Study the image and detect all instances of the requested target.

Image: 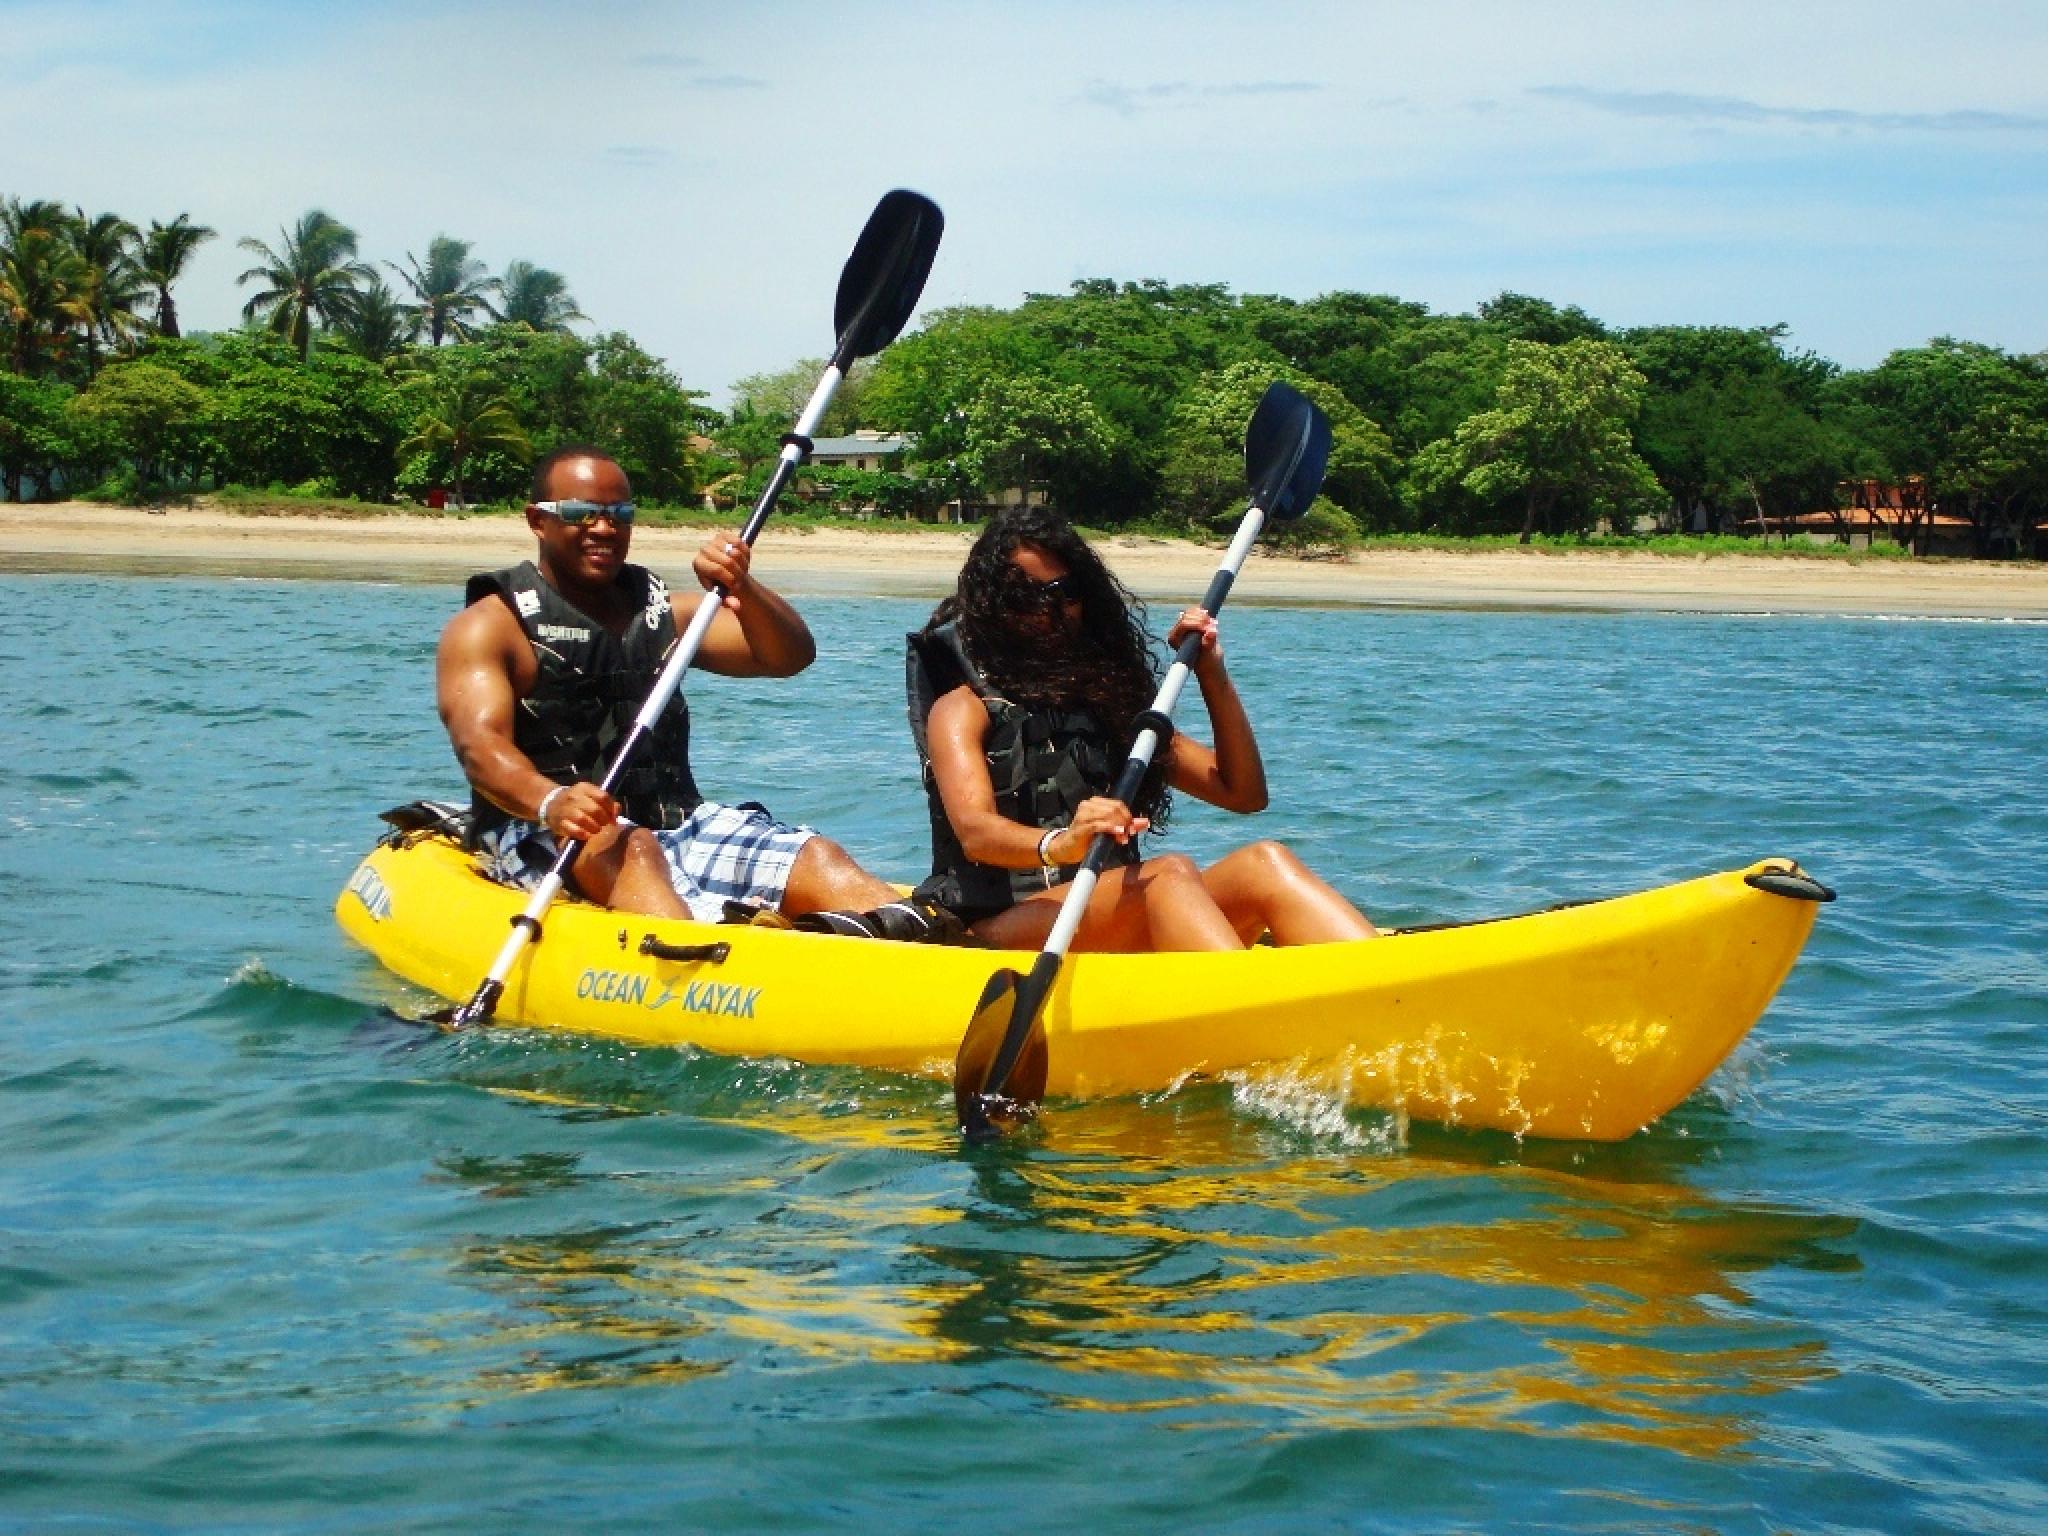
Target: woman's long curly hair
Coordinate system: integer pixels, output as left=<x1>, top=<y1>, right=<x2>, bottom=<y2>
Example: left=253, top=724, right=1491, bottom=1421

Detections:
left=925, top=505, right=1172, bottom=828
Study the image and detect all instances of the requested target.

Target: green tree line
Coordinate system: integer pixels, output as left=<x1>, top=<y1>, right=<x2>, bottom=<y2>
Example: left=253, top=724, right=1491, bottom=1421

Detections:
left=836, top=282, right=2048, bottom=557
left=5, top=195, right=2045, bottom=557
left=0, top=198, right=706, bottom=505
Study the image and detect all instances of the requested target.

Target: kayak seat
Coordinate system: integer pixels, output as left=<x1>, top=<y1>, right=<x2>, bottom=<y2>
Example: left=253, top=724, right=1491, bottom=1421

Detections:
left=720, top=899, right=795, bottom=930
left=379, top=799, right=473, bottom=848
left=719, top=895, right=975, bottom=946
left=796, top=898, right=975, bottom=945
left=797, top=898, right=975, bottom=946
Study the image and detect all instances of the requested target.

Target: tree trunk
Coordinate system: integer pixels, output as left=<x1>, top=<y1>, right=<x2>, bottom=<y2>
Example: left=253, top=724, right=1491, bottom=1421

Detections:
left=1520, top=488, right=1537, bottom=544
left=1987, top=490, right=2028, bottom=559
left=158, top=286, right=181, bottom=339
left=1968, top=496, right=1992, bottom=559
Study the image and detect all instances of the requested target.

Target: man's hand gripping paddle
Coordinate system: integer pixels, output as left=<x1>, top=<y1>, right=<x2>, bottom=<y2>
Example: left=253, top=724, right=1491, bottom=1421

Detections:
left=440, top=190, right=944, bottom=1028
left=952, top=380, right=1333, bottom=1139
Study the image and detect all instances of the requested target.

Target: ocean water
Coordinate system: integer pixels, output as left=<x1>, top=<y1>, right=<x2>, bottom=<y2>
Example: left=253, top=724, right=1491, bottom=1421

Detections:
left=1, top=571, right=2043, bottom=1534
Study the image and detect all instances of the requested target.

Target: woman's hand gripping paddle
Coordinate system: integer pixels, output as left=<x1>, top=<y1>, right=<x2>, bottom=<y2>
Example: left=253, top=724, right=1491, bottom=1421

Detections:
left=441, top=190, right=944, bottom=1028
left=952, top=381, right=1334, bottom=1138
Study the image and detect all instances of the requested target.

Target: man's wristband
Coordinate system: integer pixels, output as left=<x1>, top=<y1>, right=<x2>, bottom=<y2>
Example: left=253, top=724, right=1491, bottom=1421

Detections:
left=536, top=785, right=568, bottom=830
left=1038, top=826, right=1064, bottom=868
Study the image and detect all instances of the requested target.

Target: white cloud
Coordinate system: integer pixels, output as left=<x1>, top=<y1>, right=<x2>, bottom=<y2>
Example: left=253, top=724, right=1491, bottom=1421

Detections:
left=1532, top=86, right=2048, bottom=135
left=1078, top=79, right=1324, bottom=118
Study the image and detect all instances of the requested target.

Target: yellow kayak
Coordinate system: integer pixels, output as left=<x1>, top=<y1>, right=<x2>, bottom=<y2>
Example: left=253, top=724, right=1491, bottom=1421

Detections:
left=335, top=831, right=1828, bottom=1142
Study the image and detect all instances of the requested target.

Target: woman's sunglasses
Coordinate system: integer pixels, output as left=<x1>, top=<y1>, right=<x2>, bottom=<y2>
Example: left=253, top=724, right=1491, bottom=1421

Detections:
left=533, top=499, right=637, bottom=525
left=1011, top=572, right=1082, bottom=611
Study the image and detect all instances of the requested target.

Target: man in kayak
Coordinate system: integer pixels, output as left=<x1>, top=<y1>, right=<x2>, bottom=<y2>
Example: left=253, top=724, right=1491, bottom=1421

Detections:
left=907, top=505, right=1377, bottom=950
left=438, top=445, right=932, bottom=933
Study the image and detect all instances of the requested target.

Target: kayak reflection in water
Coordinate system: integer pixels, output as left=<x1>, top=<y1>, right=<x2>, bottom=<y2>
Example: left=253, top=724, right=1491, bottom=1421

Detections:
left=908, top=506, right=1378, bottom=952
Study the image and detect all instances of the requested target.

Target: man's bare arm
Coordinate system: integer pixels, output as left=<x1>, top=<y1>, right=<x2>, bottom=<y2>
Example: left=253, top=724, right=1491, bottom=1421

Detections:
left=684, top=533, right=817, bottom=678
left=436, top=600, right=547, bottom=816
left=435, top=600, right=620, bottom=840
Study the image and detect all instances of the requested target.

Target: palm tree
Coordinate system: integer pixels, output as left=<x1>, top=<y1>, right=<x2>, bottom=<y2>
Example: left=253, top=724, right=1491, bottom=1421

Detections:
left=392, top=236, right=498, bottom=346
left=335, top=277, right=419, bottom=361
left=136, top=214, right=216, bottom=339
left=236, top=209, right=374, bottom=361
left=398, top=369, right=530, bottom=505
left=69, top=209, right=149, bottom=375
left=1, top=198, right=69, bottom=246
left=1, top=198, right=90, bottom=376
left=494, top=260, right=586, bottom=333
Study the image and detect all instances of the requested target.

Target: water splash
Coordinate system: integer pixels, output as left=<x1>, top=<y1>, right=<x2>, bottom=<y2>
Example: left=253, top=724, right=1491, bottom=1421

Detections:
left=226, top=956, right=289, bottom=989
left=1221, top=1063, right=1404, bottom=1152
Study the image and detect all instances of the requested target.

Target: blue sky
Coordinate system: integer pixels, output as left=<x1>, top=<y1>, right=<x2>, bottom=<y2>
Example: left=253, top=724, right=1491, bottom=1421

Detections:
left=6, top=0, right=2044, bottom=403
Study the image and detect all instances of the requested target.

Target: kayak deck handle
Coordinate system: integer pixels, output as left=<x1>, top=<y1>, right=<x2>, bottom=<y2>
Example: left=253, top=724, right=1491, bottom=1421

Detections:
left=1746, top=865, right=1836, bottom=903
left=637, top=936, right=733, bottom=965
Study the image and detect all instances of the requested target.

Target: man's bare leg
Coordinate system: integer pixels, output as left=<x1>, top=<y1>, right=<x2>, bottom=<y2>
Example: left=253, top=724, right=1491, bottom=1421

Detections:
left=567, top=824, right=689, bottom=919
left=780, top=836, right=902, bottom=917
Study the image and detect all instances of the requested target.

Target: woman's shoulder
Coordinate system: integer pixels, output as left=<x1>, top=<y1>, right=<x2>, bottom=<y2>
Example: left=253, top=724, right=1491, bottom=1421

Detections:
left=929, top=681, right=991, bottom=734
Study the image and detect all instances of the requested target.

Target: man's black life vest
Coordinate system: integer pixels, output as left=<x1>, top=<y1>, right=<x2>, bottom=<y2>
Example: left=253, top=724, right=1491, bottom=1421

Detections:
left=906, top=621, right=1139, bottom=921
left=464, top=560, right=702, bottom=838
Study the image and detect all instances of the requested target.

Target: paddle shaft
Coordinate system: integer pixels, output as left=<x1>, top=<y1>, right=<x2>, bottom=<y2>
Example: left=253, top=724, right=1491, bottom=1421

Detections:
left=451, top=369, right=845, bottom=1025
left=976, top=503, right=1270, bottom=1093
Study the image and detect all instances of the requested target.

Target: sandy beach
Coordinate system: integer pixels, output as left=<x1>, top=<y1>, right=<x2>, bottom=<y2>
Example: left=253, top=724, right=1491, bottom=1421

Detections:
left=4, top=503, right=2044, bottom=618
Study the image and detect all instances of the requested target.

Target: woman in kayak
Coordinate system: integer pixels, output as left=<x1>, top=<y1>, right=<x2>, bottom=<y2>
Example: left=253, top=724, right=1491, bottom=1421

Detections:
left=909, top=505, right=1377, bottom=952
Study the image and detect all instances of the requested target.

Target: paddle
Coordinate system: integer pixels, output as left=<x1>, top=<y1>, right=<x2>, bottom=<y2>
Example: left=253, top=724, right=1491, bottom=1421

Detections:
left=953, top=380, right=1333, bottom=1139
left=443, top=189, right=944, bottom=1028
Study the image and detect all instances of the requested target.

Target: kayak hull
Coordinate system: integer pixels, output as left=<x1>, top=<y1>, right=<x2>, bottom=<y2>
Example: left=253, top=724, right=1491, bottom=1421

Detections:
left=336, top=836, right=1822, bottom=1141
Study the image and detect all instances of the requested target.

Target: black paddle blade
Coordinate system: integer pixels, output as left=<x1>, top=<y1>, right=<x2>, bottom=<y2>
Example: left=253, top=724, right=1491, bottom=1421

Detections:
left=953, top=966, right=1052, bottom=1141
left=1244, top=380, right=1333, bottom=522
left=832, top=189, right=944, bottom=368
left=404, top=1002, right=473, bottom=1035
left=432, top=978, right=502, bottom=1030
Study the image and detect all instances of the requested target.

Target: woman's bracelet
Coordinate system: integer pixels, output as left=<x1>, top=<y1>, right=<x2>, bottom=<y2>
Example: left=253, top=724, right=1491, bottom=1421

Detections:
left=536, top=784, right=568, bottom=830
left=1038, top=825, right=1064, bottom=868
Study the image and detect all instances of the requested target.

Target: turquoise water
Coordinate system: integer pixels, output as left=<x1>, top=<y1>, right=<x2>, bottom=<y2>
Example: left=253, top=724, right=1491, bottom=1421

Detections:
left=2, top=572, right=2044, bottom=1533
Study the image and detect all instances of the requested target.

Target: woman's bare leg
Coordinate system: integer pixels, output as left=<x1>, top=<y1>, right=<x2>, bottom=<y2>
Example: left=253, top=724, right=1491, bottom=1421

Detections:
left=1200, top=841, right=1377, bottom=945
left=970, top=854, right=1245, bottom=953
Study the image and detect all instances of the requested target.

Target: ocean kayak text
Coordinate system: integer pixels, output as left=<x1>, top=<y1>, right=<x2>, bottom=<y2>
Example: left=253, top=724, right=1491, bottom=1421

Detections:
left=577, top=969, right=762, bottom=1017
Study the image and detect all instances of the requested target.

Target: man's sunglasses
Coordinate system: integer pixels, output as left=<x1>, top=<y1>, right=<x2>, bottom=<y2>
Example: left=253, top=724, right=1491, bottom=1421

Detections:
left=533, top=499, right=636, bottom=525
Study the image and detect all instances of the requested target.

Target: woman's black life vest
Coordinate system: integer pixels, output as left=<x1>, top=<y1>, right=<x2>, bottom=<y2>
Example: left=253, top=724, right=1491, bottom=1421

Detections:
left=906, top=621, right=1139, bottom=921
left=464, top=561, right=702, bottom=839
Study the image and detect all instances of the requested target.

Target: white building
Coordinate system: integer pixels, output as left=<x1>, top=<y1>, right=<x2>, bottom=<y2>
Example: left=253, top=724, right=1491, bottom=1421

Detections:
left=805, top=430, right=910, bottom=472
